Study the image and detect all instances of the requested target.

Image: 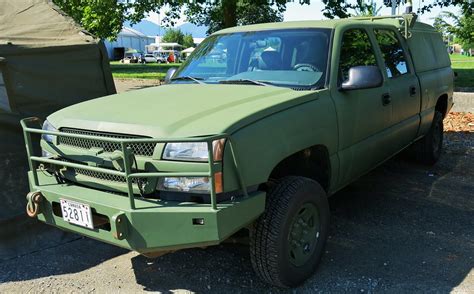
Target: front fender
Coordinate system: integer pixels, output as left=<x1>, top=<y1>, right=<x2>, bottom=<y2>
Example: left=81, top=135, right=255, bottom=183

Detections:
left=223, top=91, right=338, bottom=193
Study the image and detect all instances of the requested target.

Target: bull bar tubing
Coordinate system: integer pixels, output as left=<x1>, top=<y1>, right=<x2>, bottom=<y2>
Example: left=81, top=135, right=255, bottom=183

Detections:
left=20, top=117, right=249, bottom=211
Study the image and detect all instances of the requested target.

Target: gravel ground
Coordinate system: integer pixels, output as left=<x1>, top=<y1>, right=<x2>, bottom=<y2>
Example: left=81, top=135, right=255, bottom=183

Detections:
left=0, top=80, right=472, bottom=293
left=0, top=131, right=472, bottom=293
left=113, top=79, right=161, bottom=94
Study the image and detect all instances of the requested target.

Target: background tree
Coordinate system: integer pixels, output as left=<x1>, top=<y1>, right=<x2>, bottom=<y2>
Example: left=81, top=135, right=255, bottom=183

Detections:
left=161, top=28, right=185, bottom=45
left=353, top=0, right=383, bottom=16
left=323, top=0, right=473, bottom=19
left=161, top=28, right=195, bottom=47
left=417, top=0, right=473, bottom=15
left=52, top=0, right=129, bottom=40
left=182, top=34, right=195, bottom=48
left=52, top=0, right=474, bottom=40
left=434, top=12, right=474, bottom=50
left=165, top=0, right=288, bottom=34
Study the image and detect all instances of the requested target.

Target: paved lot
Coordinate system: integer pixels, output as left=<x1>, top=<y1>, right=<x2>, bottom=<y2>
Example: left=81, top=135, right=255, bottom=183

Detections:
left=1, top=132, right=473, bottom=293
left=0, top=81, right=472, bottom=293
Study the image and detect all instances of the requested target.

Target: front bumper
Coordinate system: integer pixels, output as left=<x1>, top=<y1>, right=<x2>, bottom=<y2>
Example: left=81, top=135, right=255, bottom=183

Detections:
left=30, top=172, right=265, bottom=254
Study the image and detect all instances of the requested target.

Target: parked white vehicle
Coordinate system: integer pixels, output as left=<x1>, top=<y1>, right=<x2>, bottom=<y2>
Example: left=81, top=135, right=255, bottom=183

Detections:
left=152, top=51, right=168, bottom=63
left=143, top=54, right=158, bottom=63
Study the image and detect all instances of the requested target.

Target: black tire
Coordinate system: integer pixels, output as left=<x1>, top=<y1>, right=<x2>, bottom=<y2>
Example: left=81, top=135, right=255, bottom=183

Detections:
left=250, top=176, right=330, bottom=288
left=412, top=111, right=444, bottom=165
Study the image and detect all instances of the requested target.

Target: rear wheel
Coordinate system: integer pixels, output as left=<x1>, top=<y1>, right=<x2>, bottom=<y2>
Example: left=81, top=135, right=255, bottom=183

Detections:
left=250, top=176, right=330, bottom=288
left=412, top=111, right=444, bottom=165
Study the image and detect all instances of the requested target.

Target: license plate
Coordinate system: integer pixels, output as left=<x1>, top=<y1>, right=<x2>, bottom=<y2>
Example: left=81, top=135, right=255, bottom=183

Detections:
left=60, top=199, right=93, bottom=229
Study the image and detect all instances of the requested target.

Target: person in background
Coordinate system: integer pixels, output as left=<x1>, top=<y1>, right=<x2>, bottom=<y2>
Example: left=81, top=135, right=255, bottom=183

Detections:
left=168, top=52, right=175, bottom=63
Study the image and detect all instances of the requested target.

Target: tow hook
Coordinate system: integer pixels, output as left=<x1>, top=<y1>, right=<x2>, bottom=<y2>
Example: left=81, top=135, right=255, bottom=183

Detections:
left=26, top=191, right=43, bottom=218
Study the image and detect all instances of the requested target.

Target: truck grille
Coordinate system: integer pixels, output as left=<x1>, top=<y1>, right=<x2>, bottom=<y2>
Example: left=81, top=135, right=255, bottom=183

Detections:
left=58, top=158, right=147, bottom=186
left=73, top=166, right=145, bottom=185
left=58, top=128, right=156, bottom=157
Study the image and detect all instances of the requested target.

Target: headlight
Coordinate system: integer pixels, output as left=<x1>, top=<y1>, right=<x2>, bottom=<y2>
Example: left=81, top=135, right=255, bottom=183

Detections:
left=42, top=120, right=57, bottom=143
left=157, top=173, right=223, bottom=194
left=162, top=139, right=225, bottom=162
left=158, top=177, right=210, bottom=194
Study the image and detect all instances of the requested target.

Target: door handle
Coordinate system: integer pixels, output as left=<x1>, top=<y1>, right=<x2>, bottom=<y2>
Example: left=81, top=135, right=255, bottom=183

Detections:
left=382, top=93, right=391, bottom=106
left=409, top=85, right=417, bottom=96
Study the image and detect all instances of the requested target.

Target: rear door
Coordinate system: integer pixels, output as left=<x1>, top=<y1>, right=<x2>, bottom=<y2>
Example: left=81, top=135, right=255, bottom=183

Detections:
left=372, top=28, right=421, bottom=150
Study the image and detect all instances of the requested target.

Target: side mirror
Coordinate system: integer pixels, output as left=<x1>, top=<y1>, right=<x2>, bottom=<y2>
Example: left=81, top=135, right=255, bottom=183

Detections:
left=340, top=66, right=383, bottom=91
left=164, top=67, right=177, bottom=84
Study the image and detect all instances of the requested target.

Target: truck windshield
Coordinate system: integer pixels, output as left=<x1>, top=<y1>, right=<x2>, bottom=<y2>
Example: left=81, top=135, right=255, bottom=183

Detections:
left=173, top=28, right=332, bottom=89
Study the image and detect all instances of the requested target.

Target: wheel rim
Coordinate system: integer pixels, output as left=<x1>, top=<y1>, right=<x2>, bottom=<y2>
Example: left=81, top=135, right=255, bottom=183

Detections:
left=288, top=202, right=320, bottom=267
left=432, top=121, right=442, bottom=155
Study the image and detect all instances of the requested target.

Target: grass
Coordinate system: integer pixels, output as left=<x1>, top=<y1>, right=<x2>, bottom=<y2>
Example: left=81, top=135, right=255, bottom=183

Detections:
left=450, top=54, right=474, bottom=90
left=109, top=55, right=474, bottom=90
left=110, top=61, right=181, bottom=80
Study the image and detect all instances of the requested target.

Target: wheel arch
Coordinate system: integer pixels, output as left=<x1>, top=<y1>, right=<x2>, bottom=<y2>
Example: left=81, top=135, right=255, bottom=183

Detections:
left=435, top=93, right=448, bottom=118
left=268, top=145, right=331, bottom=192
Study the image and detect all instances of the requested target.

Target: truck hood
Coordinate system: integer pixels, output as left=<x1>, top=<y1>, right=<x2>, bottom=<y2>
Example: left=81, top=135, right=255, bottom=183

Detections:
left=48, top=84, right=318, bottom=138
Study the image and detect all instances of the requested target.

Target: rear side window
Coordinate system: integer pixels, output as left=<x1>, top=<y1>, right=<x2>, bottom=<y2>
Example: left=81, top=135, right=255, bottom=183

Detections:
left=374, top=29, right=409, bottom=78
left=339, top=29, right=378, bottom=82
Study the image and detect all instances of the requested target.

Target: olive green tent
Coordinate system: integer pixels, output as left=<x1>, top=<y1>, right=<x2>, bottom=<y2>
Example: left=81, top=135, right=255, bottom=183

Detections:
left=0, top=0, right=116, bottom=222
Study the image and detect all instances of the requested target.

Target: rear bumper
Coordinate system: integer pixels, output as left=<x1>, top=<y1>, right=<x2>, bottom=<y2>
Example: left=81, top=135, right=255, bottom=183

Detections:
left=30, top=172, right=265, bottom=254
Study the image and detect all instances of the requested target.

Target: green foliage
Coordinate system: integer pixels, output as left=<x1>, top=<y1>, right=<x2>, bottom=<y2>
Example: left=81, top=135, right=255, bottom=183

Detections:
left=321, top=0, right=352, bottom=19
left=183, top=34, right=195, bottom=48
left=322, top=0, right=473, bottom=19
left=450, top=54, right=474, bottom=89
left=164, top=0, right=288, bottom=34
left=436, top=12, right=474, bottom=49
left=53, top=0, right=294, bottom=39
left=417, top=0, right=473, bottom=16
left=51, top=0, right=473, bottom=42
left=339, top=29, right=377, bottom=80
left=110, top=61, right=179, bottom=80
left=162, top=28, right=195, bottom=47
left=162, top=28, right=183, bottom=44
left=353, top=0, right=382, bottom=16
left=52, top=0, right=128, bottom=40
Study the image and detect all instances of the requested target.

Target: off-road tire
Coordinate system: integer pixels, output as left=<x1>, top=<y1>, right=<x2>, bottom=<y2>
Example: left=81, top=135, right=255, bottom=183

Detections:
left=250, top=176, right=330, bottom=288
left=413, top=111, right=444, bottom=165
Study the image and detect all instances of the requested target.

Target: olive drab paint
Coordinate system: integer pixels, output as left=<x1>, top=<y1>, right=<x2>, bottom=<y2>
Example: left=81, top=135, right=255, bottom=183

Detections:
left=22, top=15, right=453, bottom=257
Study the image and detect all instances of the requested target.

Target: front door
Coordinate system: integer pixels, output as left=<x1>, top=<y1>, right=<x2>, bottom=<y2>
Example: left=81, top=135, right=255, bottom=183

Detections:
left=330, top=27, right=393, bottom=188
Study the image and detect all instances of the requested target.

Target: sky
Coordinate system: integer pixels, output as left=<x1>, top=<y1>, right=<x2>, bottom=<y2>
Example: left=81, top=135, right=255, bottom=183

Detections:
left=147, top=1, right=460, bottom=27
left=283, top=1, right=459, bottom=24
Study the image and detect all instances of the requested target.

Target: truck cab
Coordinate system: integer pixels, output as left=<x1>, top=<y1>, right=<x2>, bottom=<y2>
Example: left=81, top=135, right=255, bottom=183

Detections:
left=22, top=14, right=453, bottom=288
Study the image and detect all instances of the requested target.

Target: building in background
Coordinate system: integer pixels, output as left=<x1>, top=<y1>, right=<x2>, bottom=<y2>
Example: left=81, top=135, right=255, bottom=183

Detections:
left=104, top=21, right=207, bottom=61
left=103, top=27, right=154, bottom=60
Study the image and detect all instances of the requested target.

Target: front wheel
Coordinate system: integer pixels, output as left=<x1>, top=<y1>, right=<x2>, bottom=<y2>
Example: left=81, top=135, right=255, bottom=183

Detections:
left=250, top=176, right=330, bottom=288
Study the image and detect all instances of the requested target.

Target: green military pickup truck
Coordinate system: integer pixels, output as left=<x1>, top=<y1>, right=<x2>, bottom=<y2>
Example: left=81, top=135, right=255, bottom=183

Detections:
left=22, top=14, right=453, bottom=288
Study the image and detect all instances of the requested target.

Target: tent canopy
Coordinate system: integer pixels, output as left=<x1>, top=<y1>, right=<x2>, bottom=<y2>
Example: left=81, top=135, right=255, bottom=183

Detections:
left=0, top=0, right=115, bottom=118
left=0, top=0, right=116, bottom=222
left=0, top=0, right=96, bottom=47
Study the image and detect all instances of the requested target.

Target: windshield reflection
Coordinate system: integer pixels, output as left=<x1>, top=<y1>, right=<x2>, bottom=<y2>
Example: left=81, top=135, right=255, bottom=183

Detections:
left=173, top=28, right=332, bottom=89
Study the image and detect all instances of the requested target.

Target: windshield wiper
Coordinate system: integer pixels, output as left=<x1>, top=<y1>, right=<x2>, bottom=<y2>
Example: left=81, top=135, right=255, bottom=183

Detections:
left=219, top=79, right=274, bottom=87
left=170, top=76, right=205, bottom=84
